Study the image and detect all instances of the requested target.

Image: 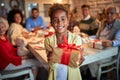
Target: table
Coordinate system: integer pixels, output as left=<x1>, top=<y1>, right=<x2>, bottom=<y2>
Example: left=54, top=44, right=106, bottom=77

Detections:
left=28, top=43, right=118, bottom=67
left=28, top=43, right=48, bottom=70
left=82, top=44, right=118, bottom=66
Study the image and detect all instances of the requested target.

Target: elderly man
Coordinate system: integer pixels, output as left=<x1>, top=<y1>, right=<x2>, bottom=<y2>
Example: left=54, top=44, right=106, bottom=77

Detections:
left=26, top=8, right=46, bottom=32
left=88, top=6, right=120, bottom=79
left=79, top=4, right=100, bottom=36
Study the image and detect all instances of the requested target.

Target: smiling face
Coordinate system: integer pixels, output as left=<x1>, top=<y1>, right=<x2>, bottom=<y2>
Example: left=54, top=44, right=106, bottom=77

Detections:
left=14, top=13, right=22, bottom=24
left=51, top=10, right=69, bottom=34
left=32, top=10, right=39, bottom=19
left=106, top=7, right=117, bottom=24
left=82, top=7, right=90, bottom=18
left=0, top=22, right=7, bottom=36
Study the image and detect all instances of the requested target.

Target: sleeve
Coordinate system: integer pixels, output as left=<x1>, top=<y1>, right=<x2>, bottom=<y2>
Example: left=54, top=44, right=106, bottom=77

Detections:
left=74, top=35, right=83, bottom=46
left=40, top=17, right=46, bottom=29
left=44, top=38, right=52, bottom=55
left=112, top=30, right=120, bottom=47
left=23, top=28, right=28, bottom=33
left=26, top=19, right=32, bottom=32
left=90, top=19, right=101, bottom=35
left=0, top=46, right=21, bottom=66
left=8, top=24, right=22, bottom=46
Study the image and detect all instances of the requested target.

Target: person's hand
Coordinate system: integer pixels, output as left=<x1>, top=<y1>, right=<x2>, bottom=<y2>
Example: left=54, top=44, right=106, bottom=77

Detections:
left=79, top=47, right=85, bottom=65
left=79, top=55, right=85, bottom=65
left=47, top=52, right=53, bottom=61
left=22, top=32, right=30, bottom=39
left=102, top=40, right=112, bottom=47
left=21, top=56, right=28, bottom=60
left=33, top=26, right=43, bottom=32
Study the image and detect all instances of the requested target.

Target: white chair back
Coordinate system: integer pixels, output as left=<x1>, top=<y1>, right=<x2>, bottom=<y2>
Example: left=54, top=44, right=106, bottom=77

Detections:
left=0, top=67, right=34, bottom=80
left=97, top=47, right=120, bottom=80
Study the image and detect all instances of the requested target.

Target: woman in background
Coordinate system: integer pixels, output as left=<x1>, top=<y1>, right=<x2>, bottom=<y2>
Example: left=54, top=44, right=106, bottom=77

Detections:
left=7, top=9, right=29, bottom=46
left=0, top=17, right=39, bottom=80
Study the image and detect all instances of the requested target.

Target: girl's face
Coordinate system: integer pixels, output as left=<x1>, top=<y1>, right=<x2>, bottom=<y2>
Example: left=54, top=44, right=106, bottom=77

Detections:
left=0, top=22, right=7, bottom=36
left=51, top=10, right=69, bottom=34
left=72, top=26, right=80, bottom=34
left=14, top=13, right=22, bottom=24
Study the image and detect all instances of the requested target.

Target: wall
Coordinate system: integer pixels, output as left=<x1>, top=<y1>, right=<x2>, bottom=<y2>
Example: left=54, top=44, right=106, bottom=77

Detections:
left=24, top=0, right=73, bottom=25
left=1, top=0, right=25, bottom=12
left=3, top=0, right=120, bottom=25
left=72, top=0, right=120, bottom=18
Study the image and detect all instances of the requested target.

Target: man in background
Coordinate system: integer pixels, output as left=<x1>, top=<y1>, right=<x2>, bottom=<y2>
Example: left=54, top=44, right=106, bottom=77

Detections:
left=79, top=4, right=100, bottom=36
left=26, top=8, right=46, bottom=32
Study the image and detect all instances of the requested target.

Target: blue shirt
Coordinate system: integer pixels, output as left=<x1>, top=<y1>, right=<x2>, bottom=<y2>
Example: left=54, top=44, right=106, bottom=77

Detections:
left=26, top=16, right=46, bottom=31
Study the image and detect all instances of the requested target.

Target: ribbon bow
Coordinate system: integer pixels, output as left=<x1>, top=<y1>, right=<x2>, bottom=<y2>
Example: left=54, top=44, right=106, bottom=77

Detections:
left=57, top=36, right=82, bottom=65
left=58, top=35, right=81, bottom=50
left=92, top=39, right=100, bottom=48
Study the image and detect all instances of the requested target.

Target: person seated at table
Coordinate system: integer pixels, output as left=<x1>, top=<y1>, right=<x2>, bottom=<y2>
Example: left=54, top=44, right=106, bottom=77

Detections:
left=88, top=6, right=120, bottom=79
left=7, top=9, right=29, bottom=47
left=26, top=8, right=46, bottom=32
left=78, top=4, right=100, bottom=36
left=72, top=25, right=80, bottom=35
left=0, top=17, right=40, bottom=80
left=44, top=3, right=84, bottom=80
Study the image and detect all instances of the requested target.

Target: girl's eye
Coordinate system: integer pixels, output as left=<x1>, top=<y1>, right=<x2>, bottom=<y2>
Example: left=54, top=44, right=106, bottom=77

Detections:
left=53, top=19, right=58, bottom=23
left=62, top=18, right=65, bottom=21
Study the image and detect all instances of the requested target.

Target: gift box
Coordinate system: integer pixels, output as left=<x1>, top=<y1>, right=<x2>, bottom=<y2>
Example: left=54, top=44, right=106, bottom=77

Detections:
left=48, top=43, right=83, bottom=67
left=88, top=39, right=104, bottom=49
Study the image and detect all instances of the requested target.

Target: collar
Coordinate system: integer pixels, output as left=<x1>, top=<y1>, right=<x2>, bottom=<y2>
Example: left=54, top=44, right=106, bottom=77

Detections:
left=83, top=15, right=91, bottom=20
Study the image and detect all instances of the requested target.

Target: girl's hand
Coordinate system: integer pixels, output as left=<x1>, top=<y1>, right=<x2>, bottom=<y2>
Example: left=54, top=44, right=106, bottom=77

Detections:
left=79, top=47, right=85, bottom=65
left=47, top=52, right=53, bottom=61
left=79, top=55, right=85, bottom=65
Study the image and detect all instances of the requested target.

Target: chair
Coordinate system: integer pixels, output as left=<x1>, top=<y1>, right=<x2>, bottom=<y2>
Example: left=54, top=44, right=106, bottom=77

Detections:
left=97, top=47, right=120, bottom=80
left=0, top=67, right=34, bottom=80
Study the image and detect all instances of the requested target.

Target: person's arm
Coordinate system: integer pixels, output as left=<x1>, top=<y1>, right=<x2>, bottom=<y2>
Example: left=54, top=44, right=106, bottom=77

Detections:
left=40, top=17, right=46, bottom=29
left=73, top=34, right=84, bottom=65
left=73, top=35, right=83, bottom=46
left=0, top=47, right=21, bottom=66
left=112, top=30, right=120, bottom=46
left=26, top=18, right=32, bottom=32
left=102, top=30, right=120, bottom=47
left=90, top=19, right=101, bottom=35
left=8, top=24, right=22, bottom=46
left=44, top=37, right=53, bottom=61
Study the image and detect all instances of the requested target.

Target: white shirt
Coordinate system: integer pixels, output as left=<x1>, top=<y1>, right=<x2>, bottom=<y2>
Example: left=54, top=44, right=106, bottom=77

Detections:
left=83, top=15, right=91, bottom=20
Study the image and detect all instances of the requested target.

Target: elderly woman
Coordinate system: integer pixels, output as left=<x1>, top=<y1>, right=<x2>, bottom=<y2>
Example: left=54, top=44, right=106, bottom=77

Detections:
left=88, top=6, right=120, bottom=79
left=0, top=17, right=39, bottom=79
left=7, top=9, right=29, bottom=47
left=45, top=4, right=84, bottom=80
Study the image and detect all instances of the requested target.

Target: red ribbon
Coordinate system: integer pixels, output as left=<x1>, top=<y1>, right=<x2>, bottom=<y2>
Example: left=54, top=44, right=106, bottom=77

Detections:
left=44, top=32, right=54, bottom=37
left=93, top=39, right=100, bottom=48
left=58, top=36, right=82, bottom=65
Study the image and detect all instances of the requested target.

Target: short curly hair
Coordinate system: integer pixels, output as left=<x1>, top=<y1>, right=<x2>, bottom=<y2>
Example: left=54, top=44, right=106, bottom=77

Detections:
left=7, top=9, right=23, bottom=25
left=48, top=3, right=68, bottom=21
